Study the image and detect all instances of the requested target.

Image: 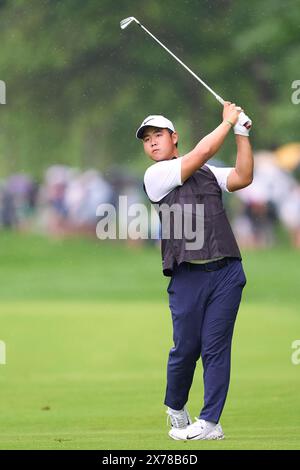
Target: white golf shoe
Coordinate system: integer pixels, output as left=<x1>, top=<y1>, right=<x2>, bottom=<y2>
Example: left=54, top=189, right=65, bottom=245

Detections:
left=166, top=406, right=192, bottom=430
left=168, top=417, right=224, bottom=441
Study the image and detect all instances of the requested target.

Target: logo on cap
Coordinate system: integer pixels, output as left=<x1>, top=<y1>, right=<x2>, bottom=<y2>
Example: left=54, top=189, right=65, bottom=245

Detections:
left=136, top=115, right=175, bottom=139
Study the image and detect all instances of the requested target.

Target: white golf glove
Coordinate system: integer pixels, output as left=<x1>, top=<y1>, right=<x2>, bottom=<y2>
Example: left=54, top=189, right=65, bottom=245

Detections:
left=234, top=111, right=252, bottom=136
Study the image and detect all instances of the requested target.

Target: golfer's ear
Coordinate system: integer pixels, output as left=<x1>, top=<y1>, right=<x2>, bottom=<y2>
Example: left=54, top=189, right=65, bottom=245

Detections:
left=172, top=131, right=179, bottom=146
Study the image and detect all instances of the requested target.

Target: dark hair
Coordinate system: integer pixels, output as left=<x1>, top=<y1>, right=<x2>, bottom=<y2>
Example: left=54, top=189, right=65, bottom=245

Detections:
left=168, top=129, right=178, bottom=148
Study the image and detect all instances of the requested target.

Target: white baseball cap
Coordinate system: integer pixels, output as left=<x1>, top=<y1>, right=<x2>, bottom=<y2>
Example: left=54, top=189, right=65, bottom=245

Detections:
left=136, top=115, right=175, bottom=139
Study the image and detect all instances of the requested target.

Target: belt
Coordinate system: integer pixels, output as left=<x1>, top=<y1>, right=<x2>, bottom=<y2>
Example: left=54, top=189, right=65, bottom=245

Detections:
left=184, top=257, right=234, bottom=272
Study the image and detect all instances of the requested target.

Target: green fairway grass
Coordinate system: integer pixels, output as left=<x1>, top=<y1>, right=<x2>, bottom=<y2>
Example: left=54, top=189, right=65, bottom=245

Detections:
left=0, top=233, right=299, bottom=449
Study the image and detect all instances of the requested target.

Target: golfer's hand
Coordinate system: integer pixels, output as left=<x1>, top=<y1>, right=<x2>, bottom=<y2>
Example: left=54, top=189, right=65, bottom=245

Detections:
left=234, top=112, right=252, bottom=136
left=222, top=102, right=242, bottom=127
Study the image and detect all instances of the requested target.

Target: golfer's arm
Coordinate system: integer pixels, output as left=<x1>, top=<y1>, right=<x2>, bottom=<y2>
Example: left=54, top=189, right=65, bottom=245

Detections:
left=181, top=121, right=232, bottom=183
left=227, top=136, right=253, bottom=192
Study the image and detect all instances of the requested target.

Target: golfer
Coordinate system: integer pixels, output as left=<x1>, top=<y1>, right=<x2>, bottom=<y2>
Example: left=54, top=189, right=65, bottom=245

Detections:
left=136, top=102, right=253, bottom=440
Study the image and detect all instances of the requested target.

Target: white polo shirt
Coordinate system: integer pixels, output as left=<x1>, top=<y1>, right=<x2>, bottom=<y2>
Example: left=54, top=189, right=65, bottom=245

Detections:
left=144, top=157, right=233, bottom=202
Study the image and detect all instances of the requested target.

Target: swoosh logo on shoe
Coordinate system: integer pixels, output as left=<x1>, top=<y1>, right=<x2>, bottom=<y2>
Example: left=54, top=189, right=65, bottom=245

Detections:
left=186, top=433, right=204, bottom=440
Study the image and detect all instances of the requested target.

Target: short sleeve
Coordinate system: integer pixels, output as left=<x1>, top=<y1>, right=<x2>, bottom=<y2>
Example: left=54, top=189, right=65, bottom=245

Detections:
left=144, top=157, right=183, bottom=202
left=206, top=164, right=234, bottom=192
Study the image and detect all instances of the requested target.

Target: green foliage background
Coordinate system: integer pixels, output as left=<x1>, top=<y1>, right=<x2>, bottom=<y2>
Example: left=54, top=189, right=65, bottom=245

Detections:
left=0, top=0, right=299, bottom=178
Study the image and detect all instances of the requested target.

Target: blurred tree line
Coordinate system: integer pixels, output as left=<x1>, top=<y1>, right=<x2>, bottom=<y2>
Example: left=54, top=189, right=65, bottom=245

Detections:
left=0, top=0, right=299, bottom=178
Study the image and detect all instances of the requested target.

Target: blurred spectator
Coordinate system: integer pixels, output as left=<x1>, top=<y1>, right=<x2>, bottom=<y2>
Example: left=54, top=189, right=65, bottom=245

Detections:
left=40, top=165, right=75, bottom=237
left=278, top=186, right=300, bottom=248
left=0, top=187, right=17, bottom=228
left=39, top=165, right=115, bottom=238
left=65, top=169, right=114, bottom=235
left=275, top=144, right=300, bottom=248
left=106, top=168, right=148, bottom=247
left=0, top=174, right=38, bottom=230
left=232, top=151, right=297, bottom=248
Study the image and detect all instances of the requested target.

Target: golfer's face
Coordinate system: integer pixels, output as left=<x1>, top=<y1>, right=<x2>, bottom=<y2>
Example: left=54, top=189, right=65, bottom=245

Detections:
left=142, top=127, right=177, bottom=161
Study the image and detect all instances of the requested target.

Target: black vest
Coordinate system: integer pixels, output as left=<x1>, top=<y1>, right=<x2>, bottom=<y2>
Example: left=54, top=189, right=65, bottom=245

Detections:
left=144, top=164, right=241, bottom=276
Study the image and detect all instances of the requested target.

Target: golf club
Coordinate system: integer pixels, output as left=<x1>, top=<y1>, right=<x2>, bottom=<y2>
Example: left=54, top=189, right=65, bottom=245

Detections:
left=120, top=16, right=251, bottom=129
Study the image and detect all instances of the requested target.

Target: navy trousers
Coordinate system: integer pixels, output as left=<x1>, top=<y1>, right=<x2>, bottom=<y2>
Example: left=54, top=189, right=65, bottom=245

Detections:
left=164, top=258, right=246, bottom=423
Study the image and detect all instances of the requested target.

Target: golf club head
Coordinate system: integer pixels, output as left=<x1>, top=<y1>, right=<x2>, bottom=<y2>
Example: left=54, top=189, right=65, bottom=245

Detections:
left=120, top=17, right=140, bottom=30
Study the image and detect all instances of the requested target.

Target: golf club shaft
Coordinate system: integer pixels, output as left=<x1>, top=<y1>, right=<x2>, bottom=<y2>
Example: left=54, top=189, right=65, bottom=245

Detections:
left=137, top=22, right=225, bottom=106
left=124, top=18, right=251, bottom=128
